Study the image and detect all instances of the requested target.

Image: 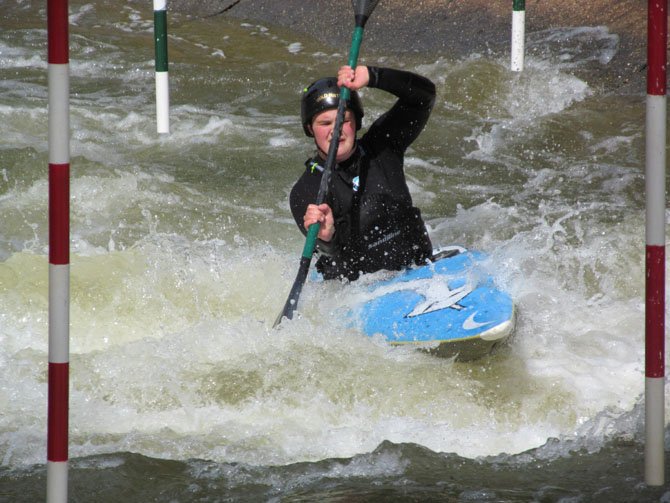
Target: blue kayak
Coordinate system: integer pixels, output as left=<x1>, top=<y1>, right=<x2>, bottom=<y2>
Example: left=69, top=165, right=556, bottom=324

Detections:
left=351, top=246, right=516, bottom=361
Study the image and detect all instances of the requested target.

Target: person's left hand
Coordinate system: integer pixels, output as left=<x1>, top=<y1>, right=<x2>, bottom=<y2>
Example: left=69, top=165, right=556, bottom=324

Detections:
left=338, top=65, right=369, bottom=92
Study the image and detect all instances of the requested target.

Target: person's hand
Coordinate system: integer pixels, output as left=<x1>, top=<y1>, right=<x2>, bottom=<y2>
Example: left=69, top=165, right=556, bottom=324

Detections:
left=337, top=65, right=369, bottom=91
left=304, top=203, right=335, bottom=242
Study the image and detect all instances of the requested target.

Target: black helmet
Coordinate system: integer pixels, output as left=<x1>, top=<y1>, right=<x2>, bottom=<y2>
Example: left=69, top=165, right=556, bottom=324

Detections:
left=300, top=77, right=364, bottom=137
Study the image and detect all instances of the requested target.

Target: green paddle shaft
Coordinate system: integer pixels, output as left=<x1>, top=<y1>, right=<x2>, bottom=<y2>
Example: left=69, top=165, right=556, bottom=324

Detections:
left=302, top=26, right=366, bottom=249
left=275, top=2, right=379, bottom=327
left=300, top=25, right=366, bottom=254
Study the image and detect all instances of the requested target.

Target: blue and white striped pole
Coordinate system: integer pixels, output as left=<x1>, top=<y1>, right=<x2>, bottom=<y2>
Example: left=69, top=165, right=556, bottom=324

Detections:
left=511, top=0, right=525, bottom=72
left=154, top=0, right=169, bottom=133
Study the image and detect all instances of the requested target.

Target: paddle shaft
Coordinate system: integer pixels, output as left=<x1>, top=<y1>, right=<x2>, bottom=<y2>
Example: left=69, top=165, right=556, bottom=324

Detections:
left=306, top=26, right=364, bottom=250
left=274, top=24, right=369, bottom=327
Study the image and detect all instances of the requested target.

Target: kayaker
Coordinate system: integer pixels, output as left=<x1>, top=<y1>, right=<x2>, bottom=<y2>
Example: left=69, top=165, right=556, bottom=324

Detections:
left=289, top=64, right=435, bottom=281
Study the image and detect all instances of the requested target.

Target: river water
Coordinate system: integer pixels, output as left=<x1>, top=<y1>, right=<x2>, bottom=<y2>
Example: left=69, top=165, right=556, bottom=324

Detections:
left=1, top=1, right=669, bottom=501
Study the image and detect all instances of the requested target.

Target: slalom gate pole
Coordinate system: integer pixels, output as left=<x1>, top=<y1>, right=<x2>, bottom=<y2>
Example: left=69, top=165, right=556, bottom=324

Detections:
left=47, top=0, right=70, bottom=501
left=644, top=0, right=666, bottom=487
left=511, top=0, right=525, bottom=72
left=154, top=0, right=170, bottom=133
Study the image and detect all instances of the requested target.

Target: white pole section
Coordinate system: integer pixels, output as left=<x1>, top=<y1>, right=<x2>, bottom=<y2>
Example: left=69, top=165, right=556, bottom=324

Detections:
left=645, top=0, right=666, bottom=487
left=154, top=0, right=170, bottom=133
left=47, top=0, right=70, bottom=501
left=511, top=0, right=525, bottom=72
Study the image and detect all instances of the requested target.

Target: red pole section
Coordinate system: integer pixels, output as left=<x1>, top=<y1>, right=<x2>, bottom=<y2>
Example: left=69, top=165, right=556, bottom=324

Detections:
left=644, top=0, right=666, bottom=487
left=47, top=0, right=70, bottom=501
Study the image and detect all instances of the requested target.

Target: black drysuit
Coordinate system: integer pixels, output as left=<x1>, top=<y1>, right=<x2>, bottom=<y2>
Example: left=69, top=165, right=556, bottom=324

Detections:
left=290, top=66, right=435, bottom=281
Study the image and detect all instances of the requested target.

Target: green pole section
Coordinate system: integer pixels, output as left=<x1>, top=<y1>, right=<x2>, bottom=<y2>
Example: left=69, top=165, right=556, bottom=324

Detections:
left=154, top=9, right=168, bottom=72
left=513, top=0, right=525, bottom=11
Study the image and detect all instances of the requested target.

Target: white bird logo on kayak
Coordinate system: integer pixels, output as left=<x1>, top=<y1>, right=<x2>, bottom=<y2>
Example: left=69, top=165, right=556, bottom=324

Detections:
left=405, top=281, right=471, bottom=318
left=368, top=277, right=473, bottom=318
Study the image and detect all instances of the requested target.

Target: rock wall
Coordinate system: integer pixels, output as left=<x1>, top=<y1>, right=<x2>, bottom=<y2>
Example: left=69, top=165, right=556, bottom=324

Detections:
left=163, top=0, right=654, bottom=93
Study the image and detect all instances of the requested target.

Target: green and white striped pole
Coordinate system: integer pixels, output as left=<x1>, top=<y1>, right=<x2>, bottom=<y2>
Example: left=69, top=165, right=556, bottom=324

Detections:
left=153, top=0, right=169, bottom=133
left=511, top=0, right=525, bottom=71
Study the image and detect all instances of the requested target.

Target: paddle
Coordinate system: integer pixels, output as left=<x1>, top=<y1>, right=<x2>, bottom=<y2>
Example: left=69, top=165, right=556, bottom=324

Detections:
left=274, top=0, right=380, bottom=328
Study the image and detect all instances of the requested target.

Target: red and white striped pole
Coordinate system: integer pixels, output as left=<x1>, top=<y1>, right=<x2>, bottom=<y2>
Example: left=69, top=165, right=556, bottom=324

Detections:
left=47, top=0, right=70, bottom=501
left=645, top=0, right=666, bottom=487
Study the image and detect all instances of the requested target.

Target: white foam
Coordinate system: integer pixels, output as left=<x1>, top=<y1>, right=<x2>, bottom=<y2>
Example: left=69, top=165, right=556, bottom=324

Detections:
left=288, top=42, right=303, bottom=54
left=464, top=59, right=592, bottom=161
left=527, top=26, right=620, bottom=67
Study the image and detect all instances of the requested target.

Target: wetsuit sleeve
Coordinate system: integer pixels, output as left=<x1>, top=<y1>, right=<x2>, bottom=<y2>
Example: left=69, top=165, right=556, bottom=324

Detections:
left=289, top=169, right=317, bottom=234
left=364, top=66, right=436, bottom=153
left=289, top=168, right=339, bottom=256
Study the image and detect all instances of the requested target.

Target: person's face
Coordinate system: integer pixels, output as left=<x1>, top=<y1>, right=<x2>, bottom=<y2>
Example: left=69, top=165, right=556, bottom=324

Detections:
left=310, top=108, right=356, bottom=163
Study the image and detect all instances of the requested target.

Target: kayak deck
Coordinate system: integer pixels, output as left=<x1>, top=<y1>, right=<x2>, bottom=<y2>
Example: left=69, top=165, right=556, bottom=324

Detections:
left=353, top=247, right=516, bottom=361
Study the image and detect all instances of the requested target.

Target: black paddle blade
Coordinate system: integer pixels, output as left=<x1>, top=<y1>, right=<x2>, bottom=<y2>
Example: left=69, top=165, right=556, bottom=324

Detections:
left=273, top=255, right=311, bottom=327
left=352, top=0, right=380, bottom=20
